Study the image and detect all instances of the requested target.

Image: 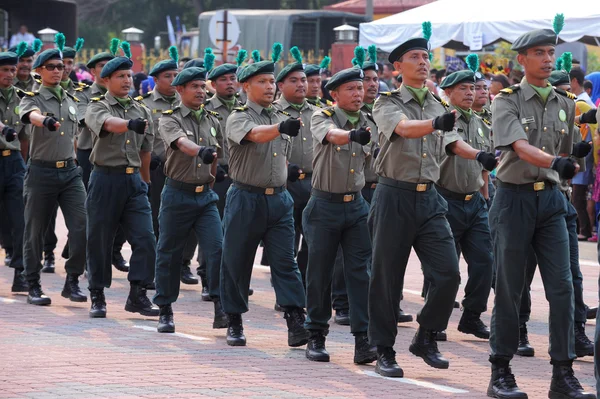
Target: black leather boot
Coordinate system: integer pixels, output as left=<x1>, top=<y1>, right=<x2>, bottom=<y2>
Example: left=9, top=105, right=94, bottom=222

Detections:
left=125, top=283, right=159, bottom=316
left=487, top=359, right=528, bottom=398
left=409, top=328, right=449, bottom=369
left=334, top=309, right=350, bottom=326
left=27, top=279, right=51, bottom=305
left=458, top=309, right=490, bottom=339
left=435, top=330, right=447, bottom=341
left=157, top=304, right=175, bottom=333
left=306, top=331, right=329, bottom=362
left=549, top=360, right=596, bottom=399
left=226, top=313, right=246, bottom=346
left=11, top=268, right=28, bottom=292
left=397, top=306, right=413, bottom=323
left=212, top=299, right=228, bottom=329
left=375, top=346, right=404, bottom=377
left=199, top=275, right=210, bottom=302
left=180, top=260, right=198, bottom=285
left=283, top=307, right=309, bottom=347
left=354, top=333, right=377, bottom=364
left=89, top=289, right=107, bottom=318
left=586, top=306, right=597, bottom=320
left=61, top=274, right=87, bottom=302
left=41, top=251, right=55, bottom=273
left=516, top=323, right=534, bottom=357
left=112, top=251, right=129, bottom=272
left=574, top=322, right=594, bottom=358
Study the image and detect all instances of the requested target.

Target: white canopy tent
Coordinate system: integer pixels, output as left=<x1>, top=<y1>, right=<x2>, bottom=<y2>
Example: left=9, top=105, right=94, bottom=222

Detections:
left=359, top=0, right=600, bottom=52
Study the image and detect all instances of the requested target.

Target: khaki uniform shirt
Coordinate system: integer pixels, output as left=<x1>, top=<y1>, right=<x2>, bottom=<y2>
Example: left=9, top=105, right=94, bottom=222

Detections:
left=159, top=105, right=223, bottom=185
left=13, top=76, right=35, bottom=92
left=205, top=95, right=241, bottom=166
left=32, top=78, right=79, bottom=95
left=361, top=103, right=379, bottom=183
left=141, top=90, right=181, bottom=162
left=373, top=85, right=460, bottom=183
left=273, top=97, right=317, bottom=173
left=491, top=79, right=576, bottom=185
left=76, top=82, right=106, bottom=150
left=311, top=106, right=370, bottom=193
left=19, top=86, right=79, bottom=161
left=437, top=107, right=491, bottom=193
left=306, top=97, right=333, bottom=109
left=0, top=87, right=27, bottom=151
left=226, top=99, right=292, bottom=188
left=85, top=92, right=154, bottom=167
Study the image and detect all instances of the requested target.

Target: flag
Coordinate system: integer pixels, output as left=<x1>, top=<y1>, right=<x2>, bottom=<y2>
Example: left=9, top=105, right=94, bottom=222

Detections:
left=166, top=15, right=176, bottom=46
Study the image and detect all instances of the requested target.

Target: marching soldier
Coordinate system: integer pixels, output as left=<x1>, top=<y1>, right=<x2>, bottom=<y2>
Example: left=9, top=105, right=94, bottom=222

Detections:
left=303, top=50, right=376, bottom=365
left=487, top=24, right=594, bottom=398
left=84, top=42, right=158, bottom=318
left=304, top=57, right=332, bottom=108
left=18, top=33, right=87, bottom=305
left=153, top=66, right=227, bottom=332
left=220, top=44, right=308, bottom=347
left=10, top=40, right=37, bottom=92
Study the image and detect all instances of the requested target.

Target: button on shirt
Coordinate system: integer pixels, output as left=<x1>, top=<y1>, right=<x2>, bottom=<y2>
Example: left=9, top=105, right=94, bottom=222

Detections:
left=19, top=86, right=79, bottom=161
left=142, top=90, right=181, bottom=162
left=0, top=87, right=26, bottom=151
left=159, top=105, right=223, bottom=185
left=204, top=95, right=241, bottom=166
left=273, top=97, right=317, bottom=173
left=491, top=79, right=575, bottom=185
left=311, top=106, right=369, bottom=193
left=372, top=84, right=460, bottom=183
left=226, top=99, right=292, bottom=188
left=85, top=92, right=154, bottom=167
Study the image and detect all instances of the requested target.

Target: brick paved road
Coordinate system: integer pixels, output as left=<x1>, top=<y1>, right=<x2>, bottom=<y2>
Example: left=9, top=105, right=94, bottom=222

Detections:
left=0, top=213, right=597, bottom=398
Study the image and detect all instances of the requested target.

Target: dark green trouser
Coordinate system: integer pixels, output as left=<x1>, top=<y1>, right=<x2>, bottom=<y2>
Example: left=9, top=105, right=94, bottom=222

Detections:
left=0, top=152, right=25, bottom=270
left=153, top=184, right=222, bottom=305
left=288, top=177, right=311, bottom=282
left=436, top=188, right=493, bottom=314
left=368, top=180, right=460, bottom=347
left=489, top=183, right=575, bottom=362
left=23, top=163, right=87, bottom=280
left=303, top=194, right=371, bottom=334
left=220, top=186, right=305, bottom=314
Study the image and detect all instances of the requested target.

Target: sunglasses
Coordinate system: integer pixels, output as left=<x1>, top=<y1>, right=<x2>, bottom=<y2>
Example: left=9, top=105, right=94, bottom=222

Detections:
left=43, top=64, right=65, bottom=71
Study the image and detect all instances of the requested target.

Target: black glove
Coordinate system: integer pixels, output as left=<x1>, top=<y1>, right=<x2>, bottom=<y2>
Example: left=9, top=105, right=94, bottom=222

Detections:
left=373, top=147, right=381, bottom=159
left=579, top=108, right=598, bottom=125
left=149, top=154, right=161, bottom=171
left=551, top=156, right=577, bottom=179
left=572, top=141, right=592, bottom=158
left=287, top=164, right=301, bottom=182
left=78, top=119, right=86, bottom=128
left=215, top=165, right=226, bottom=183
left=278, top=118, right=301, bottom=137
left=198, top=146, right=216, bottom=164
left=2, top=126, right=17, bottom=142
left=43, top=116, right=59, bottom=131
left=349, top=126, right=371, bottom=145
left=127, top=118, right=146, bottom=135
left=475, top=151, right=498, bottom=171
left=432, top=112, right=456, bottom=131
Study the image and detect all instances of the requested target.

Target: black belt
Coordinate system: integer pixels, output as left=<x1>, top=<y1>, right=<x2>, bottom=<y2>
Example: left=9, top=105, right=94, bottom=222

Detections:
left=311, top=188, right=361, bottom=203
left=93, top=165, right=139, bottom=175
left=435, top=185, right=478, bottom=201
left=165, top=178, right=210, bottom=194
left=30, top=159, right=75, bottom=169
left=497, top=179, right=555, bottom=192
left=233, top=181, right=285, bottom=195
left=378, top=177, right=433, bottom=192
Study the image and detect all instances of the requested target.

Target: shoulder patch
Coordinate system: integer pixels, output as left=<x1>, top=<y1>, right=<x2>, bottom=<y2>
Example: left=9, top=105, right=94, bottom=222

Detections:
left=430, top=92, right=449, bottom=108
left=321, top=107, right=335, bottom=117
left=162, top=109, right=174, bottom=115
left=203, top=107, right=222, bottom=120
left=554, top=88, right=576, bottom=100
left=134, top=95, right=144, bottom=101
left=500, top=84, right=520, bottom=95
left=65, top=92, right=80, bottom=102
left=326, top=99, right=334, bottom=106
left=233, top=106, right=248, bottom=112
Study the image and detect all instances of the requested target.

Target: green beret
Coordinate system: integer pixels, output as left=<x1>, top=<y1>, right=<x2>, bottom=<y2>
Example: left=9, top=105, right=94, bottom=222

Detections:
left=549, top=70, right=570, bottom=86
left=325, top=66, right=364, bottom=91
left=184, top=58, right=204, bottom=69
left=8, top=45, right=34, bottom=58
left=511, top=29, right=556, bottom=52
left=172, top=67, right=206, bottom=86
left=388, top=38, right=429, bottom=63
left=237, top=60, right=274, bottom=83
left=86, top=52, right=114, bottom=69
left=32, top=49, right=62, bottom=69
left=150, top=60, right=178, bottom=77
left=0, top=52, right=18, bottom=67
left=100, top=56, right=134, bottom=78
left=276, top=63, right=304, bottom=83
left=439, top=70, right=475, bottom=89
left=62, top=46, right=77, bottom=59
left=304, top=64, right=320, bottom=77
left=362, top=62, right=378, bottom=72
left=208, top=63, right=237, bottom=80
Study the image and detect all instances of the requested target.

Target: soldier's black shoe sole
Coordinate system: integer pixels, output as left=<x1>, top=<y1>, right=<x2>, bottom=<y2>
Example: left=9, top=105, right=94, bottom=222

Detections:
left=306, top=351, right=330, bottom=362
left=334, top=315, right=350, bottom=326
left=375, top=362, right=404, bottom=378
left=288, top=330, right=309, bottom=347
left=516, top=346, right=534, bottom=357
left=226, top=336, right=246, bottom=346
left=124, top=303, right=160, bottom=317
left=458, top=324, right=489, bottom=339
left=180, top=277, right=199, bottom=285
left=487, top=384, right=528, bottom=398
left=27, top=296, right=51, bottom=306
left=61, top=290, right=88, bottom=302
left=397, top=314, right=413, bottom=323
left=157, top=323, right=175, bottom=333
left=89, top=309, right=106, bottom=318
left=409, top=344, right=449, bottom=369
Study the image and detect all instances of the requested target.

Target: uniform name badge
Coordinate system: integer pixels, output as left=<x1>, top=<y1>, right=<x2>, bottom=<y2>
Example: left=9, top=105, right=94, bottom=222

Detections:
left=186, top=130, right=194, bottom=136
left=69, top=106, right=77, bottom=115
left=478, top=127, right=484, bottom=138
left=558, top=109, right=566, bottom=122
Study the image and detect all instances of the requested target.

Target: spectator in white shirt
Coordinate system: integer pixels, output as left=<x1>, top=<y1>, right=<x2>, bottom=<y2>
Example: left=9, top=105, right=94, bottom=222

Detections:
left=570, top=67, right=595, bottom=106
left=9, top=25, right=36, bottom=47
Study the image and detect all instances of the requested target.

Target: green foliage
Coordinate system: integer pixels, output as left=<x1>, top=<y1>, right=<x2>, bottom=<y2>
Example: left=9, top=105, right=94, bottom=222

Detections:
left=588, top=52, right=600, bottom=73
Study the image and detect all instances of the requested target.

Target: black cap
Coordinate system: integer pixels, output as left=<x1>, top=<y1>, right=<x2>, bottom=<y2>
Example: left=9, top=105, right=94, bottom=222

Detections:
left=388, top=38, right=429, bottom=63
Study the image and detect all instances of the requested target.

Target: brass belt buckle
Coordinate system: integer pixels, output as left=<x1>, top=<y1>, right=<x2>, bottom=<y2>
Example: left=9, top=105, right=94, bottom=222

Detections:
left=125, top=167, right=134, bottom=174
left=55, top=161, right=65, bottom=168
left=298, top=173, right=306, bottom=180
left=533, top=182, right=545, bottom=191
left=1, top=150, right=11, bottom=157
left=416, top=183, right=427, bottom=192
left=195, top=185, right=204, bottom=193
left=464, top=194, right=473, bottom=201
left=265, top=188, right=275, bottom=195
left=343, top=194, right=354, bottom=202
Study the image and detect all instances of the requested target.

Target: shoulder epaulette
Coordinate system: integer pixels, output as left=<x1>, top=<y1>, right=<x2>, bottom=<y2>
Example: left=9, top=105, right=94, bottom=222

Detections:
left=204, top=108, right=222, bottom=120
left=77, top=82, right=88, bottom=88
left=143, top=91, right=152, bottom=99
left=32, top=73, right=41, bottom=79
left=500, top=84, right=520, bottom=95
left=162, top=109, right=175, bottom=115
left=322, top=107, right=335, bottom=117
left=326, top=99, right=333, bottom=106
left=482, top=118, right=492, bottom=126
left=430, top=92, right=449, bottom=108
left=15, top=88, right=35, bottom=98
left=90, top=94, right=105, bottom=102
left=554, top=87, right=576, bottom=100
left=134, top=95, right=144, bottom=101
left=65, top=91, right=80, bottom=102
left=277, top=109, right=291, bottom=117
left=34, top=78, right=41, bottom=84
left=233, top=106, right=248, bottom=112
left=381, top=89, right=401, bottom=97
